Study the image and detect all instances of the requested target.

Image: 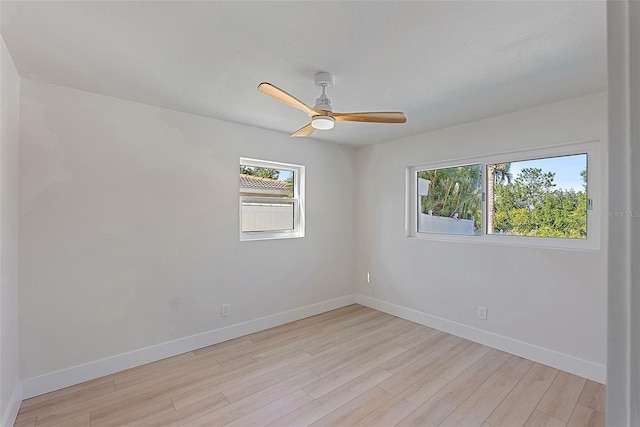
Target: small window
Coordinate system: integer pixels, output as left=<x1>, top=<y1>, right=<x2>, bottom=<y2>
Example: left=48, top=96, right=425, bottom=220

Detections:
left=240, top=158, right=304, bottom=240
left=487, top=154, right=587, bottom=239
left=417, top=164, right=482, bottom=236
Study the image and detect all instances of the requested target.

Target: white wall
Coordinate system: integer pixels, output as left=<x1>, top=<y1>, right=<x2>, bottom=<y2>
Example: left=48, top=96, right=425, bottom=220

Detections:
left=0, top=35, right=22, bottom=425
left=355, top=92, right=607, bottom=381
left=18, top=80, right=356, bottom=383
left=607, top=1, right=640, bottom=424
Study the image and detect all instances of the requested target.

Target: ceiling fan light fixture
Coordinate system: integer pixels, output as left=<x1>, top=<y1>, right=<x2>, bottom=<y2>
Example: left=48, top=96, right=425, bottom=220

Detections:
left=311, top=115, right=335, bottom=130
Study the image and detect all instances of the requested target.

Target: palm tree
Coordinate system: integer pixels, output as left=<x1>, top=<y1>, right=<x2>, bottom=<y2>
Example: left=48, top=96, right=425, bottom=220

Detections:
left=419, top=165, right=482, bottom=231
left=494, top=163, right=513, bottom=185
left=487, top=163, right=512, bottom=234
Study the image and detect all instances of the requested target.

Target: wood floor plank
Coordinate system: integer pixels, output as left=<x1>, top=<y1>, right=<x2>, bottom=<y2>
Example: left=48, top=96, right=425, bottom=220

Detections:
left=309, top=386, right=394, bottom=427
left=389, top=323, right=442, bottom=350
left=55, top=412, right=90, bottom=426
left=396, top=397, right=457, bottom=427
left=578, top=379, right=606, bottom=413
left=302, top=313, right=395, bottom=355
left=334, top=317, right=424, bottom=353
left=221, top=347, right=343, bottom=403
left=433, top=342, right=492, bottom=381
left=377, top=331, right=448, bottom=374
left=220, top=364, right=317, bottom=403
left=318, top=308, right=388, bottom=333
left=378, top=335, right=471, bottom=396
left=32, top=350, right=266, bottom=426
left=33, top=378, right=185, bottom=427
left=178, top=370, right=320, bottom=427
left=16, top=379, right=115, bottom=420
left=535, top=370, right=587, bottom=422
left=223, top=389, right=314, bottom=427
left=524, top=410, right=567, bottom=427
left=267, top=367, right=392, bottom=427
left=169, top=350, right=311, bottom=409
left=303, top=344, right=404, bottom=398
left=485, top=362, right=558, bottom=427
left=354, top=373, right=449, bottom=426
left=434, top=348, right=512, bottom=407
left=140, top=392, right=229, bottom=427
left=208, top=321, right=323, bottom=365
left=18, top=375, right=114, bottom=412
left=439, top=356, right=533, bottom=427
left=318, top=339, right=401, bottom=379
left=113, top=352, right=225, bottom=390
left=307, top=347, right=368, bottom=377
left=12, top=416, right=37, bottom=427
left=248, top=322, right=328, bottom=349
left=12, top=305, right=604, bottom=427
left=292, top=307, right=378, bottom=337
left=567, top=403, right=605, bottom=427
left=89, top=397, right=175, bottom=426
left=250, top=333, right=322, bottom=365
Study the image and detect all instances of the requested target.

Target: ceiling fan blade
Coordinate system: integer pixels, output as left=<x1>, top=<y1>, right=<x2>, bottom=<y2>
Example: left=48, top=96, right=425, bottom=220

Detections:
left=258, top=82, right=313, bottom=116
left=332, top=112, right=407, bottom=124
left=291, top=123, right=315, bottom=137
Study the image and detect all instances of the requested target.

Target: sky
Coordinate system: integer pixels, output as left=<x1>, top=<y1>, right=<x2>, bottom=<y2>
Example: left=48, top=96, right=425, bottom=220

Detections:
left=278, top=170, right=293, bottom=181
left=507, top=153, right=587, bottom=192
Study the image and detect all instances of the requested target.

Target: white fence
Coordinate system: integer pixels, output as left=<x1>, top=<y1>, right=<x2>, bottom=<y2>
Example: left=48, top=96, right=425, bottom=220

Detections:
left=419, top=214, right=475, bottom=235
left=241, top=203, right=294, bottom=232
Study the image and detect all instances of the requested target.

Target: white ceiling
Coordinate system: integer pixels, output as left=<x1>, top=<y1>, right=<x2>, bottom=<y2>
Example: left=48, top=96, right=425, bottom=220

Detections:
left=1, top=1, right=607, bottom=147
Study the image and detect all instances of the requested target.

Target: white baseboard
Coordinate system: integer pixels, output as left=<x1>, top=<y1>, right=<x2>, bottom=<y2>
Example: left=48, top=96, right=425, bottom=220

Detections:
left=355, top=294, right=606, bottom=384
left=19, top=292, right=605, bottom=401
left=2, top=383, right=22, bottom=427
left=21, top=295, right=356, bottom=399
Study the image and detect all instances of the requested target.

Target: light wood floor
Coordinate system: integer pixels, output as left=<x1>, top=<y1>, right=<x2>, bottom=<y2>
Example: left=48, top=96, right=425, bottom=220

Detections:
left=14, top=305, right=605, bottom=427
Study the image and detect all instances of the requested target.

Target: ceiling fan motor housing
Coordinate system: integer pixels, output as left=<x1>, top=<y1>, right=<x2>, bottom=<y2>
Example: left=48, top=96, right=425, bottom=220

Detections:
left=314, top=72, right=335, bottom=89
left=314, top=72, right=334, bottom=112
left=314, top=95, right=332, bottom=112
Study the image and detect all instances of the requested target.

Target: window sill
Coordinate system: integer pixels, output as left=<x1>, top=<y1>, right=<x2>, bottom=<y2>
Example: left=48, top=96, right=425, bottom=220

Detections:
left=240, top=231, right=304, bottom=242
left=406, top=232, right=600, bottom=252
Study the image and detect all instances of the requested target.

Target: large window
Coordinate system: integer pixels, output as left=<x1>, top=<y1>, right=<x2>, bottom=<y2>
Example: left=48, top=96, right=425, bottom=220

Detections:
left=239, top=158, right=304, bottom=241
left=407, top=142, right=599, bottom=249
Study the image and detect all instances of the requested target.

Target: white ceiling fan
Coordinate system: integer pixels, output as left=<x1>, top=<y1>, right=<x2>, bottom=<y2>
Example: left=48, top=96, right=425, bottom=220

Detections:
left=258, top=72, right=407, bottom=137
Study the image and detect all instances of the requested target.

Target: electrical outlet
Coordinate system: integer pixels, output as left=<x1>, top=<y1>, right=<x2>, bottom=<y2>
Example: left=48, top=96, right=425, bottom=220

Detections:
left=221, top=304, right=231, bottom=317
left=477, top=305, right=487, bottom=320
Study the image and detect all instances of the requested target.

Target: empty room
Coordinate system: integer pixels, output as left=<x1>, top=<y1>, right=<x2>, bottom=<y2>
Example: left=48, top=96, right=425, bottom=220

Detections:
left=1, top=1, right=638, bottom=426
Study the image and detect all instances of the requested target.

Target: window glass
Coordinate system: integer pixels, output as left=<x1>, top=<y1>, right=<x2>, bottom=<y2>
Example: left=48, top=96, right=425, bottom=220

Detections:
left=417, top=164, right=482, bottom=235
left=240, top=166, right=294, bottom=198
left=487, top=154, right=587, bottom=239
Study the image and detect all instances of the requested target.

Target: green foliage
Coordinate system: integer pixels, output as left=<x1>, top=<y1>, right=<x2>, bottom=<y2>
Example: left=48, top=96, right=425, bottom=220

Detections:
left=240, top=166, right=280, bottom=180
left=492, top=167, right=587, bottom=239
left=418, top=165, right=482, bottom=233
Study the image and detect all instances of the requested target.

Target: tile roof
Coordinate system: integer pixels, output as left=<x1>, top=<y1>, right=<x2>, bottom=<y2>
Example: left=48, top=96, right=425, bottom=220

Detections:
left=239, top=174, right=290, bottom=190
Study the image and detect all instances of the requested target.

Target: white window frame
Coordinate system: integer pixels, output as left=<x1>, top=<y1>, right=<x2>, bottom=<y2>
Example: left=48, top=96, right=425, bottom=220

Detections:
left=406, top=140, right=601, bottom=250
left=240, top=157, right=305, bottom=241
